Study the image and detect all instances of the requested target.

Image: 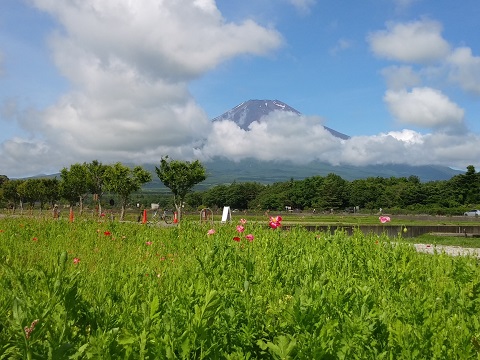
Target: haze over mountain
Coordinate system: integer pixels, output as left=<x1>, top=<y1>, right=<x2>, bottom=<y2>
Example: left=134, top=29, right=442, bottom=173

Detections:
left=212, top=100, right=350, bottom=140
left=199, top=99, right=462, bottom=184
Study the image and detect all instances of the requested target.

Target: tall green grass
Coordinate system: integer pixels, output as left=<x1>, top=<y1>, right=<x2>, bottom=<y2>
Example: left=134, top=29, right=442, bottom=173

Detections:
left=1, top=217, right=480, bottom=359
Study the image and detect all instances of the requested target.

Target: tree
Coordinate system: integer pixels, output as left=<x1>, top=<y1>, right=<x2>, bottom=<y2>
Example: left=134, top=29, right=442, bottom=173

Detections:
left=0, top=175, right=8, bottom=187
left=17, top=179, right=46, bottom=213
left=60, top=164, right=89, bottom=213
left=85, top=160, right=109, bottom=216
left=2, top=179, right=24, bottom=212
left=314, top=173, right=348, bottom=211
left=155, top=156, right=206, bottom=221
left=42, top=178, right=60, bottom=208
left=104, top=163, right=152, bottom=221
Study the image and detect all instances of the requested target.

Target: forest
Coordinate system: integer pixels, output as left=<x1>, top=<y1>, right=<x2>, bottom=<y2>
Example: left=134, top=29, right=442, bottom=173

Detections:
left=1, top=162, right=479, bottom=215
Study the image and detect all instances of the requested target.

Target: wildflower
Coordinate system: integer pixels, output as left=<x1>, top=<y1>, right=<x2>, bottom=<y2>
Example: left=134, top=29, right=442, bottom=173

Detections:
left=379, top=216, right=391, bottom=223
left=269, top=216, right=282, bottom=229
left=104, top=231, right=111, bottom=236
left=73, top=257, right=80, bottom=264
left=236, top=225, right=245, bottom=233
left=24, top=319, right=39, bottom=340
left=145, top=241, right=153, bottom=246
left=0, top=229, right=4, bottom=233
left=233, top=236, right=241, bottom=242
left=240, top=218, right=247, bottom=225
left=32, top=237, right=38, bottom=242
left=207, top=229, right=216, bottom=236
left=245, top=234, right=254, bottom=242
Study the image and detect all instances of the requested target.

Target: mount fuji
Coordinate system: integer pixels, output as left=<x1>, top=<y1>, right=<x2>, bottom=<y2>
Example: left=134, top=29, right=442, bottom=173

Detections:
left=199, top=99, right=462, bottom=183
left=212, top=99, right=350, bottom=140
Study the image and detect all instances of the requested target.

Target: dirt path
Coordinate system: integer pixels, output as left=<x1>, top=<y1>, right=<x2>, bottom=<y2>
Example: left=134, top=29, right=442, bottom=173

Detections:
left=414, top=243, right=480, bottom=258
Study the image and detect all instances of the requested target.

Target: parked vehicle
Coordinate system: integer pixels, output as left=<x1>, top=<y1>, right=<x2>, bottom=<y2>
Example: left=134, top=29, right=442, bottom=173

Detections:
left=464, top=209, right=480, bottom=216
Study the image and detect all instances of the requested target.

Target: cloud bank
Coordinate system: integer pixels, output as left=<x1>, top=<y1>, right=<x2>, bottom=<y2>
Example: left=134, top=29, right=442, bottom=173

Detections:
left=0, top=3, right=479, bottom=178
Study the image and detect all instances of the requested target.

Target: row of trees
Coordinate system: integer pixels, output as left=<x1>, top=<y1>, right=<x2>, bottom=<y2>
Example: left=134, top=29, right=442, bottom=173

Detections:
left=1, top=160, right=479, bottom=216
left=0, top=157, right=207, bottom=221
left=192, top=166, right=480, bottom=213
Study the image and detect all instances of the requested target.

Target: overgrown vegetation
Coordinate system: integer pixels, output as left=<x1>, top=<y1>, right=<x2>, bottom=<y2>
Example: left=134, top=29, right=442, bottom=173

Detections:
left=1, top=217, right=480, bottom=358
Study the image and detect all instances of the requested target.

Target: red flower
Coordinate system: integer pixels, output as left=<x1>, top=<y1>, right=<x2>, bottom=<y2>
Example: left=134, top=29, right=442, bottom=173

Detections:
left=104, top=231, right=111, bottom=236
left=269, top=216, right=282, bottom=229
left=32, top=237, right=38, bottom=242
left=233, top=236, right=241, bottom=242
left=73, top=257, right=80, bottom=264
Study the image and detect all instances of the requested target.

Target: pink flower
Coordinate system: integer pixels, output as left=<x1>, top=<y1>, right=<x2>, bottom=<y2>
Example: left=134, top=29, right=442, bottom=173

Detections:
left=145, top=241, right=153, bottom=246
left=379, top=216, right=391, bottom=223
left=240, top=218, right=247, bottom=225
left=73, top=257, right=80, bottom=264
left=207, top=229, right=216, bottom=236
left=233, top=236, right=241, bottom=242
left=236, top=225, right=245, bottom=233
left=245, top=234, right=254, bottom=242
left=269, top=216, right=282, bottom=229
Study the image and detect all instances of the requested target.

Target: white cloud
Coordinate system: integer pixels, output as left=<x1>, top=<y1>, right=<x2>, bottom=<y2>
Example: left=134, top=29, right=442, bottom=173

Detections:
left=0, top=0, right=282, bottom=177
left=337, top=131, right=480, bottom=168
left=198, top=112, right=342, bottom=163
left=381, top=66, right=421, bottom=90
left=447, top=47, right=480, bottom=95
left=194, top=111, right=480, bottom=170
left=367, top=19, right=450, bottom=64
left=384, top=87, right=464, bottom=129
left=287, top=0, right=316, bottom=14
left=393, top=0, right=420, bottom=10
left=330, top=38, right=353, bottom=55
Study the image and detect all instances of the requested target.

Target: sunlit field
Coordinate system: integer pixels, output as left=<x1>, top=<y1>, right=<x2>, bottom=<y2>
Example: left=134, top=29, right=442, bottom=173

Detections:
left=1, top=215, right=480, bottom=359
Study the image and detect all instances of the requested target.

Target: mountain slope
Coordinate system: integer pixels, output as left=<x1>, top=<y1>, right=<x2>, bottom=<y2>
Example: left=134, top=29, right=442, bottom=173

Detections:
left=212, top=99, right=350, bottom=140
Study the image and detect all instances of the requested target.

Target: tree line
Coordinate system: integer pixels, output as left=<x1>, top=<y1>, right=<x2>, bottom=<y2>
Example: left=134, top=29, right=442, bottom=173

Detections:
left=0, top=157, right=206, bottom=221
left=188, top=165, right=480, bottom=215
left=1, top=160, right=479, bottom=216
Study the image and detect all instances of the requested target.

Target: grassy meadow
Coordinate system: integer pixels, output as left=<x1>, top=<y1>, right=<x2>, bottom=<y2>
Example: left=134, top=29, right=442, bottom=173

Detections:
left=1, top=215, right=480, bottom=359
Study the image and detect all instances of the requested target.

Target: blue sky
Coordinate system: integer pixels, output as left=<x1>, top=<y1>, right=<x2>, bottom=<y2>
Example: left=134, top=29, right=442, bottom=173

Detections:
left=1, top=0, right=480, bottom=177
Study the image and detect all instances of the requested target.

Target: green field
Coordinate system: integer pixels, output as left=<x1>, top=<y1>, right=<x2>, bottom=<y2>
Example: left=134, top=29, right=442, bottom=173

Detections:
left=1, top=216, right=480, bottom=358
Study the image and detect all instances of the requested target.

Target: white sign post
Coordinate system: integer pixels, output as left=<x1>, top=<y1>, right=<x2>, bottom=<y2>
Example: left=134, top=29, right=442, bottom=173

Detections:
left=221, top=206, right=231, bottom=223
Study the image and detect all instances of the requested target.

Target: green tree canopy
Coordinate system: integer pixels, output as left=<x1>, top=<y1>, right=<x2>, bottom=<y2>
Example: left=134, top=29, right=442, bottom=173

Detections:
left=155, top=156, right=206, bottom=221
left=60, top=164, right=89, bottom=213
left=85, top=160, right=109, bottom=215
left=104, top=163, right=152, bottom=221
